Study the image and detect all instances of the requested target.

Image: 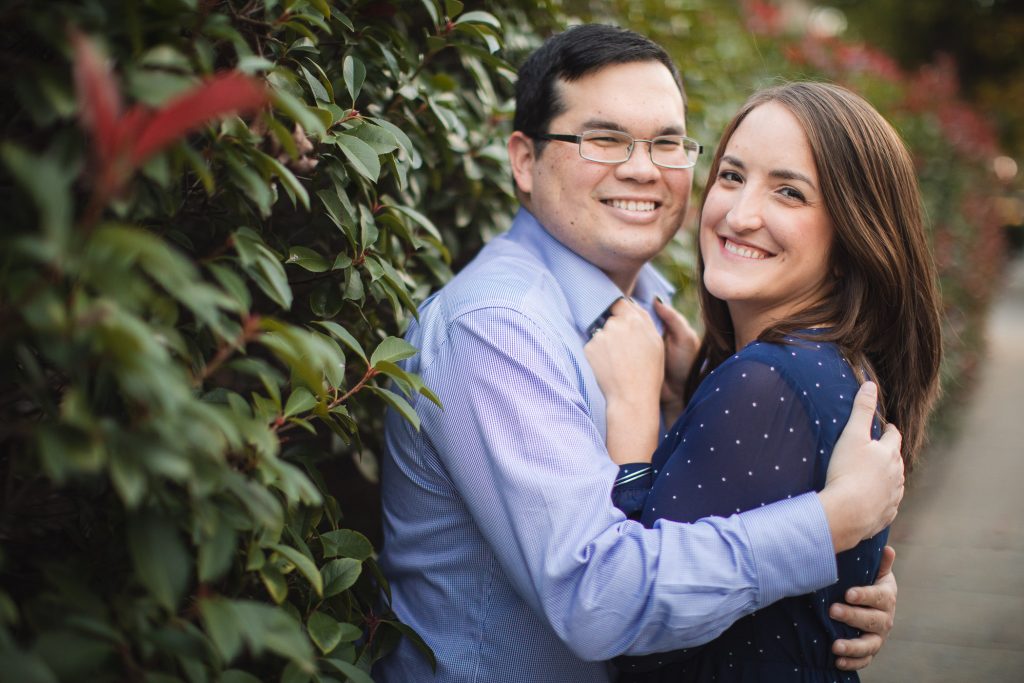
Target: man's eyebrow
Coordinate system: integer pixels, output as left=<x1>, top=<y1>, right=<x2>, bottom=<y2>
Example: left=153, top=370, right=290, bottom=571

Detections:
left=720, top=154, right=816, bottom=188
left=580, top=119, right=686, bottom=136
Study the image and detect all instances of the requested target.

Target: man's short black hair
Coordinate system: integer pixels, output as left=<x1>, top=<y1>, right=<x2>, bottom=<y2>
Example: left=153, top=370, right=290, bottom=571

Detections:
left=513, top=24, right=685, bottom=145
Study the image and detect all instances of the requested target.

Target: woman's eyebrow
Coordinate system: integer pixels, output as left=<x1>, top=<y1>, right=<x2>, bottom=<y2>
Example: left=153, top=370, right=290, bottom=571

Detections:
left=769, top=168, right=816, bottom=188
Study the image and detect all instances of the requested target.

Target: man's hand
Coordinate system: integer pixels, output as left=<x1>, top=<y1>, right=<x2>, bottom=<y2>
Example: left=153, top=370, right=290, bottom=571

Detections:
left=652, top=296, right=700, bottom=421
left=818, top=381, right=905, bottom=552
left=830, top=545, right=898, bottom=670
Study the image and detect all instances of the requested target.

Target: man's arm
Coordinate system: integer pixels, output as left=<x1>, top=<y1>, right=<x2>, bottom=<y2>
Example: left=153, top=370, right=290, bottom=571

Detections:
left=425, top=306, right=839, bottom=659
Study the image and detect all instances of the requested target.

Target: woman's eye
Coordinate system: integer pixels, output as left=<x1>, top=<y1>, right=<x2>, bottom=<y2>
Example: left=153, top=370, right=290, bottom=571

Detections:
left=718, top=170, right=742, bottom=183
left=780, top=187, right=806, bottom=201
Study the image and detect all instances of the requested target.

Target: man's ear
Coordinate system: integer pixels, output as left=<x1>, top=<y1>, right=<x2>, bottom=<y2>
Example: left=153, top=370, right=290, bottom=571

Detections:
left=508, top=131, right=536, bottom=196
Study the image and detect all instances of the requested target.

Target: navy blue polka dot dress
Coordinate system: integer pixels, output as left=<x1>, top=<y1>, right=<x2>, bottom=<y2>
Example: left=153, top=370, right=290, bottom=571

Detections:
left=617, top=335, right=886, bottom=682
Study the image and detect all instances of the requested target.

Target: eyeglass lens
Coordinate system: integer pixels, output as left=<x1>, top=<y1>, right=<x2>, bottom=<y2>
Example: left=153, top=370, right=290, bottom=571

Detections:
left=580, top=130, right=698, bottom=168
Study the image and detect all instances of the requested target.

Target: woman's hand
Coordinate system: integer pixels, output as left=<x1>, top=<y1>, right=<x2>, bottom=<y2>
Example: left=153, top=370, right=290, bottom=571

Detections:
left=584, top=298, right=663, bottom=465
left=653, top=296, right=700, bottom=421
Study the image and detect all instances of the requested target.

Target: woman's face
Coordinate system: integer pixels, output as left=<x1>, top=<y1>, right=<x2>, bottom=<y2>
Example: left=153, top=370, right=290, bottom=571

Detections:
left=699, top=101, right=835, bottom=347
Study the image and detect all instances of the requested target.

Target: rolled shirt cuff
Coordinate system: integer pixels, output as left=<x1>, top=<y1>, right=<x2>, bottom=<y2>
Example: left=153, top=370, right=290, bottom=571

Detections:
left=740, top=491, right=838, bottom=607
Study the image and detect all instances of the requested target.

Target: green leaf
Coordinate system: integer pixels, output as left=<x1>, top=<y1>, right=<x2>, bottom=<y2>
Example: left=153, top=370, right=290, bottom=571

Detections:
left=306, top=611, right=344, bottom=654
left=253, top=150, right=311, bottom=209
left=368, top=386, right=420, bottom=430
left=454, top=10, right=502, bottom=30
left=286, top=246, right=328, bottom=272
left=265, top=115, right=300, bottom=159
left=370, top=336, right=418, bottom=367
left=221, top=671, right=263, bottom=683
left=319, top=529, right=372, bottom=561
left=233, top=228, right=293, bottom=309
left=446, top=0, right=464, bottom=17
left=198, top=517, right=238, bottom=583
left=346, top=122, right=399, bottom=155
left=309, top=280, right=344, bottom=319
left=199, top=598, right=243, bottom=663
left=343, top=268, right=364, bottom=302
left=343, top=55, right=366, bottom=104
left=367, top=116, right=421, bottom=169
left=335, top=133, right=380, bottom=181
left=358, top=204, right=379, bottom=249
left=272, top=88, right=327, bottom=136
left=1, top=142, right=73, bottom=249
left=314, top=321, right=367, bottom=363
left=299, top=63, right=330, bottom=102
left=283, top=387, right=318, bottom=418
left=201, top=599, right=314, bottom=671
left=389, top=204, right=443, bottom=242
left=180, top=142, right=215, bottom=195
left=237, top=55, right=277, bottom=73
left=127, top=513, right=190, bottom=612
left=109, top=447, right=147, bottom=508
left=270, top=543, right=324, bottom=597
left=224, top=471, right=284, bottom=535
left=322, top=658, right=375, bottom=683
left=308, top=0, right=330, bottom=16
left=232, top=601, right=315, bottom=671
left=260, top=563, right=289, bottom=604
left=320, top=557, right=362, bottom=597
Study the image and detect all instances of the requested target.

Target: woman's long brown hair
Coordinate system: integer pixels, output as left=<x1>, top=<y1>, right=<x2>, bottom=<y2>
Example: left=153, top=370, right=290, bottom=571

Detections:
left=685, top=82, right=942, bottom=473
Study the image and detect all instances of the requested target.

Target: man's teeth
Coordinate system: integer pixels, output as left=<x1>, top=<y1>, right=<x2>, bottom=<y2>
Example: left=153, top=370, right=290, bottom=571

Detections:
left=724, top=239, right=769, bottom=259
left=608, top=199, right=656, bottom=212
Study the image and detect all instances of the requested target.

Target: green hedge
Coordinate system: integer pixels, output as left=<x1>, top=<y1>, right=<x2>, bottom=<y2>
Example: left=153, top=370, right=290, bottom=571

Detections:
left=0, top=1, right=553, bottom=680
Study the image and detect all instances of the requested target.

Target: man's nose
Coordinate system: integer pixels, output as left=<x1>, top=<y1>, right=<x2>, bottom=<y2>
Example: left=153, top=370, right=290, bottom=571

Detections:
left=614, top=141, right=661, bottom=182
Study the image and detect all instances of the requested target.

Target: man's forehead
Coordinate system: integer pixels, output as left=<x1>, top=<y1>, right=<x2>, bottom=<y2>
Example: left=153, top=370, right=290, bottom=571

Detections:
left=553, top=67, right=687, bottom=132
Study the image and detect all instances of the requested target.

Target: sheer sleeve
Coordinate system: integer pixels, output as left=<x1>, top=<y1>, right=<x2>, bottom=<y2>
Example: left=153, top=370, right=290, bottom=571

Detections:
left=611, top=463, right=653, bottom=519
left=643, top=356, right=820, bottom=525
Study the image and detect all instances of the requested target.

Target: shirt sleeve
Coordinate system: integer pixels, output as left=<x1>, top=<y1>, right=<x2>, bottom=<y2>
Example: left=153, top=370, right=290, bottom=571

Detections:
left=422, top=307, right=837, bottom=660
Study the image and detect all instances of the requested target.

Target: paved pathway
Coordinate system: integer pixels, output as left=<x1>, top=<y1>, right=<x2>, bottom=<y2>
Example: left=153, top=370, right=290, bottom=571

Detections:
left=863, top=255, right=1024, bottom=682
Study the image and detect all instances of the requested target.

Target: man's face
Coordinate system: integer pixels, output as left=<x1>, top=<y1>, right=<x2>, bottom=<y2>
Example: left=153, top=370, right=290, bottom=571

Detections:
left=509, top=61, right=693, bottom=294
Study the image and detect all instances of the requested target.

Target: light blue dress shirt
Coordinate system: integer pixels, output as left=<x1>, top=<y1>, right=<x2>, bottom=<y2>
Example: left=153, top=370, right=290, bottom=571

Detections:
left=375, top=209, right=837, bottom=683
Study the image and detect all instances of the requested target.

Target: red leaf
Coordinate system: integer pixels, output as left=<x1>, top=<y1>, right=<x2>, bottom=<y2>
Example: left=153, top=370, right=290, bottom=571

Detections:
left=129, top=72, right=269, bottom=166
left=69, top=28, right=123, bottom=166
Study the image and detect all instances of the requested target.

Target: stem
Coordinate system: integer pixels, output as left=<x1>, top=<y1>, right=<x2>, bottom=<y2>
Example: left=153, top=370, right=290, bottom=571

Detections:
left=273, top=366, right=378, bottom=435
left=193, top=314, right=262, bottom=387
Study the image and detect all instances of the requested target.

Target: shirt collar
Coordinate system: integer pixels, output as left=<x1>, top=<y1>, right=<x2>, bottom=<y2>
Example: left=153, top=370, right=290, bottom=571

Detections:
left=505, top=208, right=674, bottom=338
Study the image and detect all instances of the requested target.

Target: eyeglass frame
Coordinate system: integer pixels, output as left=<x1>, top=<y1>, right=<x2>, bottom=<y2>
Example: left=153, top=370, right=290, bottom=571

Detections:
left=530, top=129, right=703, bottom=169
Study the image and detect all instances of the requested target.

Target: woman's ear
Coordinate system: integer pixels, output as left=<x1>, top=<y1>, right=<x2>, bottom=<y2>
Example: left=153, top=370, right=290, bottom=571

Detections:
left=508, top=131, right=536, bottom=196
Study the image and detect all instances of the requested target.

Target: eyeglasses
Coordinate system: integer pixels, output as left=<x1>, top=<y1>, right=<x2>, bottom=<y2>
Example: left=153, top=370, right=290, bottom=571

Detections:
left=532, top=129, right=703, bottom=169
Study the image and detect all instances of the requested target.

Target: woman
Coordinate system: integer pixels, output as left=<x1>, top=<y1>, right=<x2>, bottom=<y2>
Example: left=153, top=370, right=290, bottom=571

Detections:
left=587, top=82, right=942, bottom=681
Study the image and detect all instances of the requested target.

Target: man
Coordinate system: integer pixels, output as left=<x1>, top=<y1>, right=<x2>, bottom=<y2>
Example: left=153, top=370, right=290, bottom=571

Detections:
left=376, top=24, right=900, bottom=682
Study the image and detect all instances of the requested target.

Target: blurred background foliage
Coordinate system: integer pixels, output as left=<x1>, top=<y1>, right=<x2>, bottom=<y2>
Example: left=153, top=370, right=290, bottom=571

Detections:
left=0, top=1, right=1018, bottom=681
